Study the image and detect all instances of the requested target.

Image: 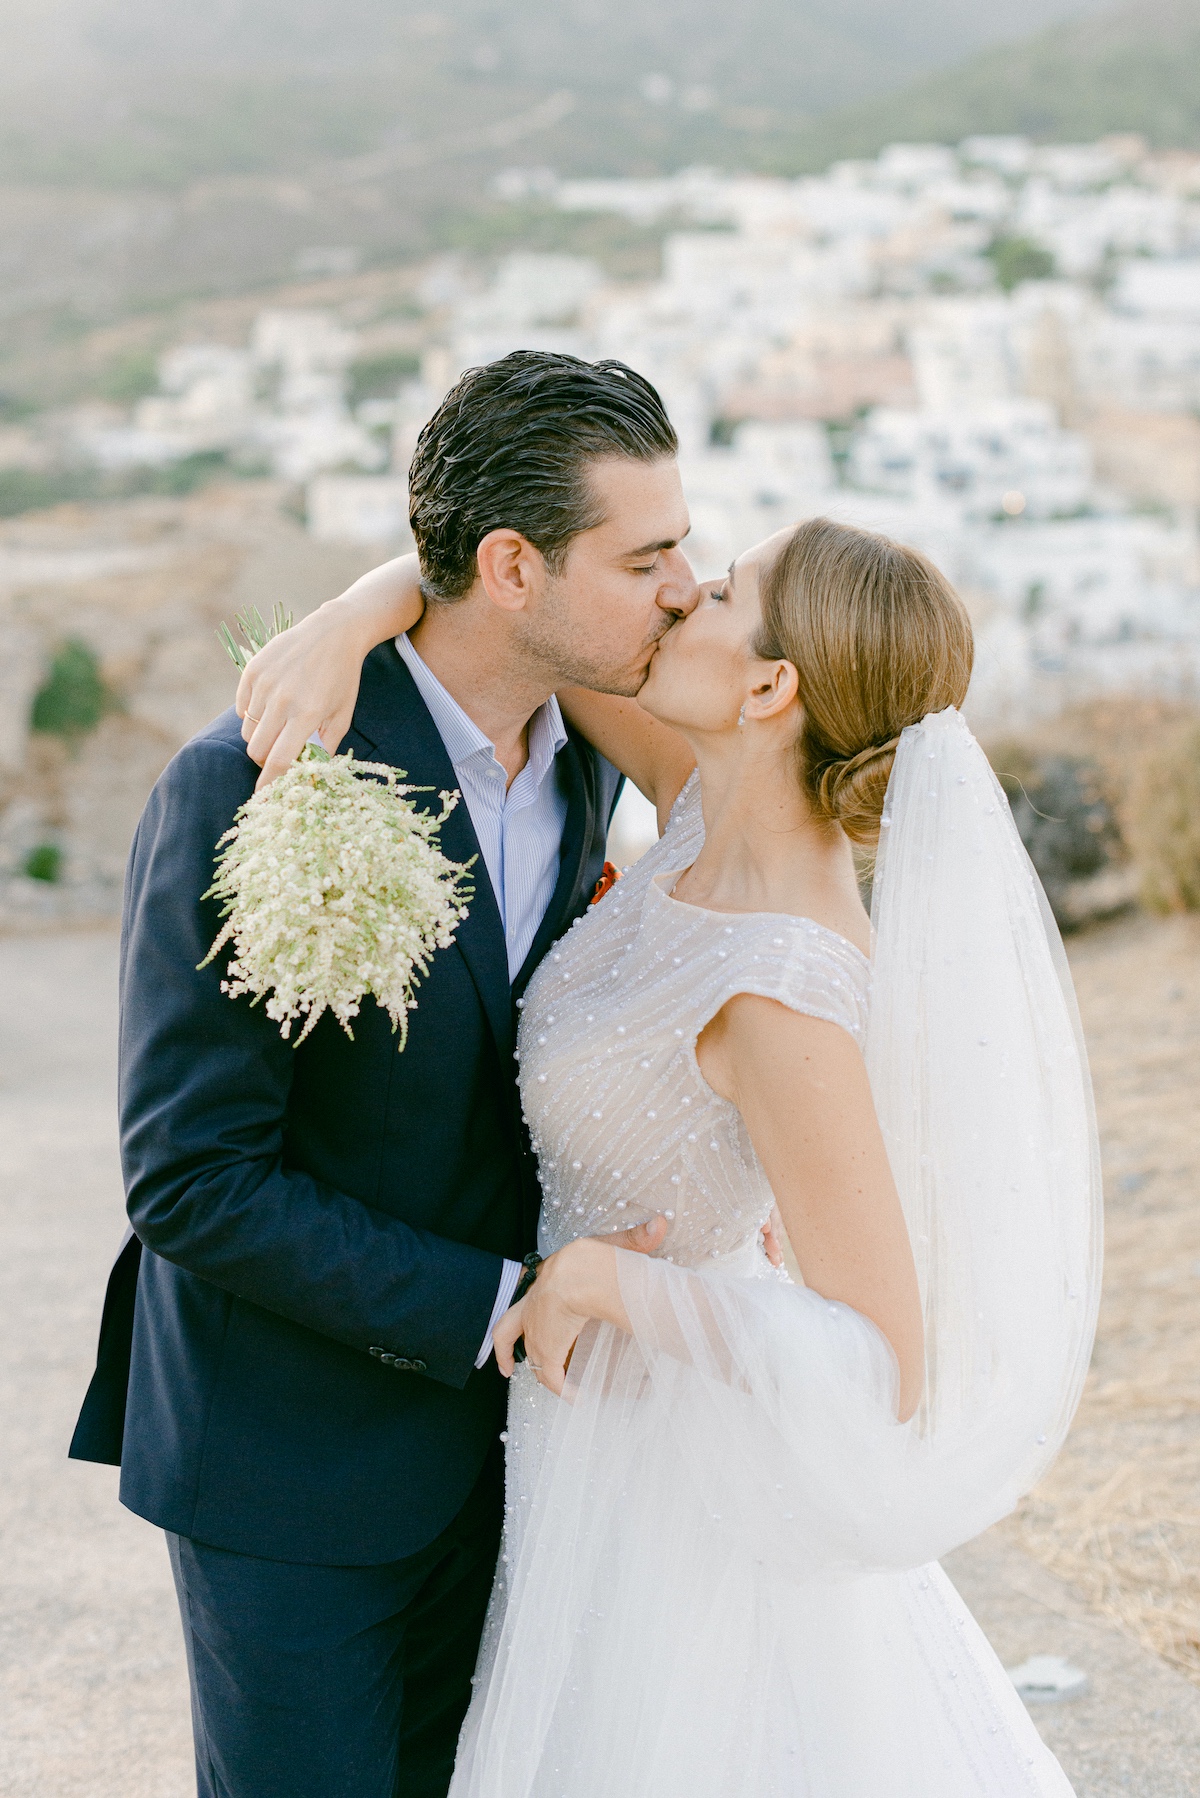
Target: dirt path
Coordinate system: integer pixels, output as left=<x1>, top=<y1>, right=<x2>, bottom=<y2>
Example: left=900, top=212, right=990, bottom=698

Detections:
left=1004, top=911, right=1200, bottom=1682
left=0, top=931, right=192, bottom=1798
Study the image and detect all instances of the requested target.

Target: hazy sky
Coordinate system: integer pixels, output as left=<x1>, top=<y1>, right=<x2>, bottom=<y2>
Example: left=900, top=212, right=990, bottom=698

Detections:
left=0, top=0, right=1118, bottom=90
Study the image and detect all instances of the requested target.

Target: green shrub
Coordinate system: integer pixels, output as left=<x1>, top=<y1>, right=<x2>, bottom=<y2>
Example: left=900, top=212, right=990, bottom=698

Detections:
left=0, top=451, right=245, bottom=520
left=990, top=742, right=1123, bottom=924
left=30, top=640, right=110, bottom=738
left=95, top=350, right=161, bottom=406
left=140, top=449, right=236, bottom=495
left=0, top=467, right=104, bottom=518
left=987, top=235, right=1055, bottom=292
left=24, top=843, right=62, bottom=883
left=1128, top=721, right=1200, bottom=913
left=0, top=391, right=35, bottom=422
left=347, top=352, right=421, bottom=408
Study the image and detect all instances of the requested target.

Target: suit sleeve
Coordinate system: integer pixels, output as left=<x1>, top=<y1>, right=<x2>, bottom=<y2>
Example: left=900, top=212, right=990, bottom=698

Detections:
left=119, top=734, right=504, bottom=1390
left=605, top=763, right=626, bottom=828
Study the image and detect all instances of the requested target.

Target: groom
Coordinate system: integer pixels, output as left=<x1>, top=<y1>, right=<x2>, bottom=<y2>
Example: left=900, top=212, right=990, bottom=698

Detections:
left=69, top=351, right=696, bottom=1798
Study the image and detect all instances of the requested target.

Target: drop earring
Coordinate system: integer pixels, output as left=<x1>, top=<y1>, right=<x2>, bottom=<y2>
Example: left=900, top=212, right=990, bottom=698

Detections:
left=737, top=704, right=746, bottom=728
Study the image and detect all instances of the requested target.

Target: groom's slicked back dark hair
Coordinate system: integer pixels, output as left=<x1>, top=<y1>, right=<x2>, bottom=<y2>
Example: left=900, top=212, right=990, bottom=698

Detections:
left=407, top=350, right=677, bottom=600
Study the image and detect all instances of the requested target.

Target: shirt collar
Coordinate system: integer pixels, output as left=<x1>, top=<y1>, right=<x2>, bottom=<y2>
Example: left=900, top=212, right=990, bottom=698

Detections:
left=396, top=632, right=567, bottom=786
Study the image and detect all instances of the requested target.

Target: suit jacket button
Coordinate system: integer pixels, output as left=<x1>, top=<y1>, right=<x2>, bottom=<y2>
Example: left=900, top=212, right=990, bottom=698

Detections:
left=368, top=1346, right=383, bottom=1358
left=411, top=1359, right=427, bottom=1374
left=380, top=1353, right=396, bottom=1365
left=393, top=1357, right=411, bottom=1370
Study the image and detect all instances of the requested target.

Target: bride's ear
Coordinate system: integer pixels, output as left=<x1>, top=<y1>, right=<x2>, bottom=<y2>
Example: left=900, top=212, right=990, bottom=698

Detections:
left=744, top=658, right=799, bottom=724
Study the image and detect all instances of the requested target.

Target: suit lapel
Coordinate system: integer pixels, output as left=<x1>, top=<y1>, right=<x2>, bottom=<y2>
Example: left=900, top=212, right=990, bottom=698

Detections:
left=343, top=644, right=514, bottom=1062
left=512, top=727, right=598, bottom=1001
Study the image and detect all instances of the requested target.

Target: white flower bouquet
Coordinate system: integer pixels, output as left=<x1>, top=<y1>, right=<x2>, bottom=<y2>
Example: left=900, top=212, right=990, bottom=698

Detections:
left=200, top=607, right=473, bottom=1050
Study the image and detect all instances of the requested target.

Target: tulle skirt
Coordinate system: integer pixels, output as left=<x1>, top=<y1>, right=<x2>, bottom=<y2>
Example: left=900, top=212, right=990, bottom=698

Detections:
left=450, top=1248, right=1076, bottom=1798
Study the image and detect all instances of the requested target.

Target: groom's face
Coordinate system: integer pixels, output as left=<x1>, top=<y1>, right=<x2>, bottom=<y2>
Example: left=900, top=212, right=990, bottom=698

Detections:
left=519, top=455, right=698, bottom=697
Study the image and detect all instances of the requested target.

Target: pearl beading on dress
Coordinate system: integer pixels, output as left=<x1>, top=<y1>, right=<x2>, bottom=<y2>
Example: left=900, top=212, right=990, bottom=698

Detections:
left=517, top=774, right=871, bottom=1269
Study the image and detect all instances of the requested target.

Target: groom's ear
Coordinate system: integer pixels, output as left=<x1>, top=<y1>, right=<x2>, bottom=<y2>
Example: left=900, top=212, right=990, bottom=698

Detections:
left=477, top=528, right=544, bottom=614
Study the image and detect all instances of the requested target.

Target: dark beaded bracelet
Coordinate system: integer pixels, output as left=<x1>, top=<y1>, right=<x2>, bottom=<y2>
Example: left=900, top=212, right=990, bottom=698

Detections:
left=510, top=1252, right=544, bottom=1365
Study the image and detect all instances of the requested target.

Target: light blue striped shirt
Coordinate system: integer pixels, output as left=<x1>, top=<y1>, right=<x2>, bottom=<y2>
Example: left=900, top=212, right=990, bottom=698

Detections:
left=395, top=633, right=569, bottom=981
left=396, top=632, right=568, bottom=1364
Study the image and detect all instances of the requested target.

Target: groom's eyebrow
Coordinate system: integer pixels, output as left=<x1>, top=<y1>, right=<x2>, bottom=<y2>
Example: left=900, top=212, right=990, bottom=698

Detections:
left=626, top=525, right=691, bottom=556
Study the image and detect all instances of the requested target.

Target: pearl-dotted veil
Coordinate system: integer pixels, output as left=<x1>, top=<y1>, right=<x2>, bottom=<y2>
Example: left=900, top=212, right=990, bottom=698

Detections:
left=863, top=705, right=1102, bottom=1532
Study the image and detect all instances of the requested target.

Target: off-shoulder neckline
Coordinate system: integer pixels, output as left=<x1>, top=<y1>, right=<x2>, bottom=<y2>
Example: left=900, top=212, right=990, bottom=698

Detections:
left=650, top=868, right=871, bottom=969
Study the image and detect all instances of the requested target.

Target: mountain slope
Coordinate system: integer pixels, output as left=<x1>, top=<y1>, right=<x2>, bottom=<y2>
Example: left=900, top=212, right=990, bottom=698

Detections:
left=0, top=0, right=1114, bottom=188
left=777, top=0, right=1200, bottom=169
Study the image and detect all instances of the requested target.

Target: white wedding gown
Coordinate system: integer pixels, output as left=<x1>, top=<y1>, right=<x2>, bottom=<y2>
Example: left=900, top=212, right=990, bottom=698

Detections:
left=449, top=764, right=1086, bottom=1798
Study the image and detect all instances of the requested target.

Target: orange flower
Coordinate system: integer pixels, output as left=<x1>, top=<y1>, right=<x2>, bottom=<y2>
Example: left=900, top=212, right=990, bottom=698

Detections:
left=591, top=861, right=622, bottom=905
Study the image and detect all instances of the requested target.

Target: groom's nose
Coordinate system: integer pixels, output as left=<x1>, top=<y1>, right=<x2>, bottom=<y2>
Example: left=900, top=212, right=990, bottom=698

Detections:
left=657, top=546, right=700, bottom=619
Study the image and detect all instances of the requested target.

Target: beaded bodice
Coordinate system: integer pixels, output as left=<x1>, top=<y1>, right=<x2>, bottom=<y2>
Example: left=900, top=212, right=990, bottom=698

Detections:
left=517, top=776, right=871, bottom=1268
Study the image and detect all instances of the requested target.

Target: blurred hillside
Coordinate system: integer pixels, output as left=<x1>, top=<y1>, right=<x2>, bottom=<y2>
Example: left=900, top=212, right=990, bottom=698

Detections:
left=0, top=0, right=1112, bottom=187
left=5, top=1, right=1200, bottom=926
left=0, top=0, right=1115, bottom=366
left=788, top=0, right=1200, bottom=167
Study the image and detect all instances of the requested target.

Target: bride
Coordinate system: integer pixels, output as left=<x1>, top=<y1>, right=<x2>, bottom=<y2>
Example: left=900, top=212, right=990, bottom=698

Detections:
left=239, top=516, right=1101, bottom=1796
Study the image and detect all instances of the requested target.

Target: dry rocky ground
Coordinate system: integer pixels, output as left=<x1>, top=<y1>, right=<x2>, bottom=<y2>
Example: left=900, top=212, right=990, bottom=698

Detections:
left=0, top=483, right=379, bottom=924
left=1004, top=909, right=1200, bottom=1681
left=1, top=900, right=1198, bottom=1795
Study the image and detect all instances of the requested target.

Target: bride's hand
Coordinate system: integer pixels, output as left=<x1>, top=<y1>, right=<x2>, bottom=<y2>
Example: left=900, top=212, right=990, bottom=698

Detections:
left=237, top=551, right=424, bottom=789
left=761, top=1205, right=787, bottom=1270
left=494, top=1216, right=667, bottom=1395
left=237, top=606, right=370, bottom=787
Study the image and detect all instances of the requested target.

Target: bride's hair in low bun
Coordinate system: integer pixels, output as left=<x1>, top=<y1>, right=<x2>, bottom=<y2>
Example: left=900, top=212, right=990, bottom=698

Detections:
left=755, top=518, right=973, bottom=844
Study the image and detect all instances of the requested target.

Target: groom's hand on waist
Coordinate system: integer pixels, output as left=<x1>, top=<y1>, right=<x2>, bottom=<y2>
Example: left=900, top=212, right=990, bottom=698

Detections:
left=493, top=1217, right=668, bottom=1396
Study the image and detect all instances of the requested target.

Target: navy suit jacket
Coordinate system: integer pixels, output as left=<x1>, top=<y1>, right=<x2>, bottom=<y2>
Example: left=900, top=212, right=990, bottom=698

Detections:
left=69, top=643, right=622, bottom=1565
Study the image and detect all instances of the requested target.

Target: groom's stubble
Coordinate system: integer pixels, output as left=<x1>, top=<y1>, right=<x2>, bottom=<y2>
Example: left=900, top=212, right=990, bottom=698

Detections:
left=508, top=453, right=697, bottom=700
